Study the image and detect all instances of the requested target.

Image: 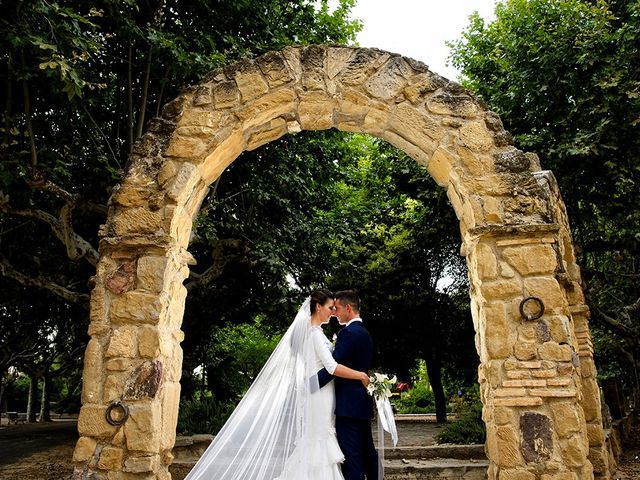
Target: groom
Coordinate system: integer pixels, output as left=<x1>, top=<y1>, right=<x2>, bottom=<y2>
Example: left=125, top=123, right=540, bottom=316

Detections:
left=318, top=290, right=379, bottom=480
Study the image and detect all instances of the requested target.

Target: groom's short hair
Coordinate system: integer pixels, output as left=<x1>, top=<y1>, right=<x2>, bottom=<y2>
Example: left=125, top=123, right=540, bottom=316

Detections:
left=335, top=290, right=360, bottom=313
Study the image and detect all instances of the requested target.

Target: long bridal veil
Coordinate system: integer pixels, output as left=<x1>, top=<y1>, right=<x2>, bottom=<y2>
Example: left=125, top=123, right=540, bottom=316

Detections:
left=184, top=297, right=320, bottom=480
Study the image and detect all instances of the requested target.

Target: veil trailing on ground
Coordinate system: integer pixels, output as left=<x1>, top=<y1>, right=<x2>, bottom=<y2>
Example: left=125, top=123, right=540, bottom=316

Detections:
left=184, top=297, right=319, bottom=480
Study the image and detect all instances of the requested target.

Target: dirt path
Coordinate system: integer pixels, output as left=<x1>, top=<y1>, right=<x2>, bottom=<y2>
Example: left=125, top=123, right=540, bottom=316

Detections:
left=0, top=418, right=638, bottom=479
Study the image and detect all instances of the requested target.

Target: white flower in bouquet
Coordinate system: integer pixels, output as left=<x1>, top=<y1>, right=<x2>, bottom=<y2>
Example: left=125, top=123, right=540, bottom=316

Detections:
left=366, top=372, right=397, bottom=401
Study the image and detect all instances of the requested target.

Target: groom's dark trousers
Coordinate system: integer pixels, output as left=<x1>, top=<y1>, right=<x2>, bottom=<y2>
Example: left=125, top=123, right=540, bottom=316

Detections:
left=318, top=321, right=379, bottom=480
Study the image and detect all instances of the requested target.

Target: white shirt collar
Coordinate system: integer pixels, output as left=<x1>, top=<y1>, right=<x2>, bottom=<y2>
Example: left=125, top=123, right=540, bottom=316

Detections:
left=345, top=317, right=362, bottom=327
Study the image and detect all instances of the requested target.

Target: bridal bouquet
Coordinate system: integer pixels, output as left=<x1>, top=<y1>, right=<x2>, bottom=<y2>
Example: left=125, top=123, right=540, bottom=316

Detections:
left=367, top=372, right=397, bottom=401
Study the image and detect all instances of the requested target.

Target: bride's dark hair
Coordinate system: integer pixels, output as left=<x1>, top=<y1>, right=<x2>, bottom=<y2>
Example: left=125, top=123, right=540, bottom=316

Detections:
left=309, top=288, right=334, bottom=315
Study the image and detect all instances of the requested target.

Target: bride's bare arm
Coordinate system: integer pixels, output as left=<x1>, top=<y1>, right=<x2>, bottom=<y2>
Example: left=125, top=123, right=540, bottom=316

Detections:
left=333, top=364, right=370, bottom=387
left=312, top=329, right=369, bottom=387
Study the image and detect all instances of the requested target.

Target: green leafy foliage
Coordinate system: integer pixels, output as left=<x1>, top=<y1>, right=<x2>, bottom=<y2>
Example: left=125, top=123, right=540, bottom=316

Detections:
left=435, top=388, right=486, bottom=445
left=177, top=395, right=234, bottom=436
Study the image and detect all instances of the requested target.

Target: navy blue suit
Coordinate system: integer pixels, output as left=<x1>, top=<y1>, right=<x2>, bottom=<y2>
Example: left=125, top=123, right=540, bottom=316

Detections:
left=318, top=320, right=379, bottom=480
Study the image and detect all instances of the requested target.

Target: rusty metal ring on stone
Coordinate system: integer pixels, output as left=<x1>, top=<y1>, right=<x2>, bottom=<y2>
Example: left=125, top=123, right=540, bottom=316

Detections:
left=519, top=296, right=545, bottom=321
left=105, top=401, right=129, bottom=426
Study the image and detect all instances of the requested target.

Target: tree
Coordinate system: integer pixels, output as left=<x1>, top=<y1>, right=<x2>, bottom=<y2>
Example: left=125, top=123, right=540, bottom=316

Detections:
left=449, top=0, right=640, bottom=400
left=0, top=0, right=361, bottom=412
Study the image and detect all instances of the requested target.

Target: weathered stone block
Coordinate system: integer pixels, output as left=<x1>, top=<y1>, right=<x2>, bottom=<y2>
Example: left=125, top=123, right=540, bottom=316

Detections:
left=124, top=454, right=160, bottom=473
left=161, top=381, right=181, bottom=450
left=426, top=90, right=481, bottom=118
left=550, top=402, right=583, bottom=437
left=363, top=56, right=411, bottom=100
left=520, top=412, right=553, bottom=463
left=298, top=96, right=334, bottom=130
left=503, top=244, right=557, bottom=276
left=523, top=277, right=566, bottom=312
left=136, top=256, right=168, bottom=293
left=77, top=405, right=118, bottom=438
left=233, top=61, right=269, bottom=102
left=499, top=469, right=536, bottom=480
left=73, top=436, right=97, bottom=463
left=481, top=278, right=522, bottom=300
left=212, top=80, right=240, bottom=109
left=559, top=435, right=588, bottom=467
left=484, top=302, right=512, bottom=359
left=494, top=397, right=543, bottom=407
left=246, top=118, right=288, bottom=151
left=98, top=446, right=124, bottom=470
left=336, top=48, right=390, bottom=86
left=390, top=103, right=443, bottom=152
left=256, top=51, right=295, bottom=87
left=199, top=129, right=245, bottom=184
left=138, top=326, right=162, bottom=359
left=111, top=208, right=163, bottom=236
left=426, top=147, right=454, bottom=186
left=514, top=342, right=538, bottom=361
left=402, top=72, right=444, bottom=104
left=106, top=327, right=138, bottom=358
left=538, top=342, right=573, bottom=362
left=104, top=373, right=125, bottom=403
left=105, top=261, right=136, bottom=295
left=237, top=88, right=296, bottom=130
left=106, top=358, right=132, bottom=372
left=490, top=407, right=511, bottom=428
left=587, top=423, right=605, bottom=447
left=82, top=339, right=104, bottom=405
left=474, top=242, right=498, bottom=280
left=164, top=162, right=202, bottom=206
left=496, top=424, right=523, bottom=467
left=124, top=360, right=164, bottom=400
left=124, top=402, right=162, bottom=453
left=110, top=291, right=163, bottom=325
left=460, top=121, right=494, bottom=152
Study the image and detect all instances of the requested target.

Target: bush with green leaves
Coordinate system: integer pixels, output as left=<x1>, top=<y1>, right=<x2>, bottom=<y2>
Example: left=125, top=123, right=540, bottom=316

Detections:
left=393, top=359, right=436, bottom=414
left=177, top=395, right=234, bottom=436
left=394, top=383, right=436, bottom=414
left=435, top=388, right=485, bottom=444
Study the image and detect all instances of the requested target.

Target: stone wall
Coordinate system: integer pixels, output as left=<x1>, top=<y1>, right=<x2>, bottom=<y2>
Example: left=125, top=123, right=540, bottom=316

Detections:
left=72, top=45, right=610, bottom=480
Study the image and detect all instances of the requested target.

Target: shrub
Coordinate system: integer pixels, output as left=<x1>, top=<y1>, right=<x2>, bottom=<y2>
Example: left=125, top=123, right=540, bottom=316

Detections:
left=435, top=388, right=486, bottom=444
left=177, top=395, right=234, bottom=436
left=394, top=383, right=435, bottom=414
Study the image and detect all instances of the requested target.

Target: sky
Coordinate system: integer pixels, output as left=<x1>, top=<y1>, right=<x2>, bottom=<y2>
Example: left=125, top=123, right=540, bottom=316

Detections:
left=347, top=0, right=498, bottom=81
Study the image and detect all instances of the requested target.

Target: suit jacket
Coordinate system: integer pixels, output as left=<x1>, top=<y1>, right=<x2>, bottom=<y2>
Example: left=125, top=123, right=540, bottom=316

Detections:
left=317, top=320, right=374, bottom=420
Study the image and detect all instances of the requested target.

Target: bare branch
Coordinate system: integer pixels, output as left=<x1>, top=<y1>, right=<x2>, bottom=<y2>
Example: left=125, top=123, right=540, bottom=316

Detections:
left=0, top=256, right=90, bottom=308
left=186, top=239, right=249, bottom=292
left=589, top=303, right=637, bottom=337
left=0, top=202, right=99, bottom=266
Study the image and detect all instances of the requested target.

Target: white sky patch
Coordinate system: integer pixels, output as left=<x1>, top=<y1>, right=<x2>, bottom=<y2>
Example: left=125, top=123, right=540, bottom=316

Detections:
left=334, top=0, right=497, bottom=81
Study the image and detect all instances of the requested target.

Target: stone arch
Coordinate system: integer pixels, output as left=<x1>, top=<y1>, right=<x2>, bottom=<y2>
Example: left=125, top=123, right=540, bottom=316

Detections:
left=72, top=45, right=610, bottom=480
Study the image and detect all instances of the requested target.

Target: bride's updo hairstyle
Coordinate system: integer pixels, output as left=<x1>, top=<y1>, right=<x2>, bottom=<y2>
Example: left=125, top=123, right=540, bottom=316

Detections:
left=309, top=288, right=334, bottom=315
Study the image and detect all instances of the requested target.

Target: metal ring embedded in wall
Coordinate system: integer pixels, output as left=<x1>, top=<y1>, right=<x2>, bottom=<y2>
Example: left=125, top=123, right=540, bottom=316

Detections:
left=105, top=401, right=129, bottom=426
left=519, top=296, right=545, bottom=321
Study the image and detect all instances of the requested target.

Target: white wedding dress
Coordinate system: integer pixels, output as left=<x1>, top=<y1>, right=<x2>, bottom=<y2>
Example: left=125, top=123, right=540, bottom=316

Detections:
left=184, top=298, right=345, bottom=480
left=275, top=327, right=345, bottom=480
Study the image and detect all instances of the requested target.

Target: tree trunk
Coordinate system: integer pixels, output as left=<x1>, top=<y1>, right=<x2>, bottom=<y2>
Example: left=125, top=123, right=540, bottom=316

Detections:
left=127, top=41, right=134, bottom=153
left=0, top=371, right=6, bottom=415
left=425, top=352, right=447, bottom=423
left=26, top=374, right=38, bottom=422
left=134, top=45, right=154, bottom=141
left=39, top=372, right=52, bottom=422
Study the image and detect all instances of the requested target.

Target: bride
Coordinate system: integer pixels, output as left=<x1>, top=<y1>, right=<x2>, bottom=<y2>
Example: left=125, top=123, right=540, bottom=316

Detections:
left=184, top=289, right=370, bottom=480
